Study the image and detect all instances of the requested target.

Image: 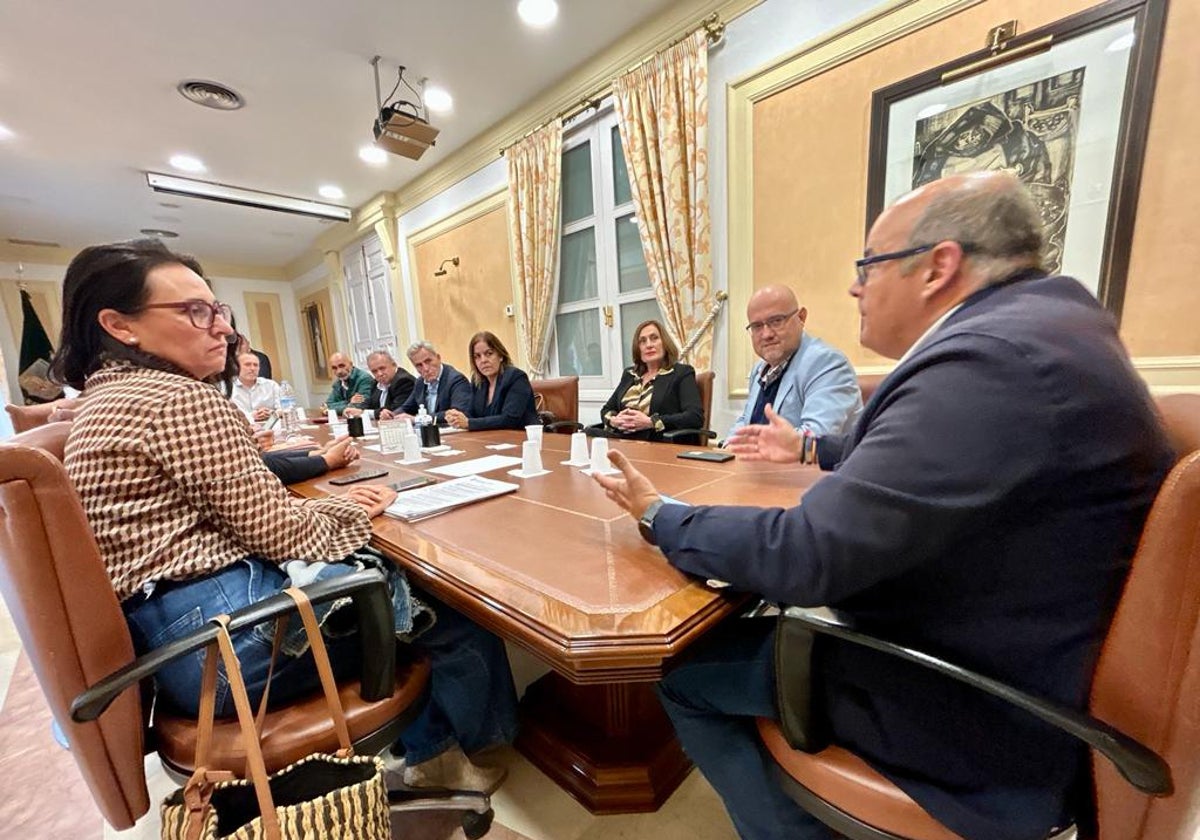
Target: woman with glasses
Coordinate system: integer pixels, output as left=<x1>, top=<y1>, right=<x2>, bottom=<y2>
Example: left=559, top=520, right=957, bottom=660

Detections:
left=597, top=319, right=704, bottom=442
left=52, top=240, right=516, bottom=794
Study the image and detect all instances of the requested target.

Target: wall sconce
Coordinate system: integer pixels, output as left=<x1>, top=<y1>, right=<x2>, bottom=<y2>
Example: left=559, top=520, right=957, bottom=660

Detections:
left=434, top=256, right=459, bottom=277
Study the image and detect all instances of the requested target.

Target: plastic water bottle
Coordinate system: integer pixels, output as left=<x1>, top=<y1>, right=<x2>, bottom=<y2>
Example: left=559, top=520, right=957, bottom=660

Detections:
left=278, top=381, right=297, bottom=437
left=415, top=404, right=431, bottom=430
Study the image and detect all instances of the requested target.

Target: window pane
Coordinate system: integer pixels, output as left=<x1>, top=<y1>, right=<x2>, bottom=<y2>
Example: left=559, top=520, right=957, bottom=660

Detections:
left=558, top=227, right=598, bottom=304
left=611, top=127, right=632, bottom=206
left=620, top=298, right=664, bottom=370
left=562, top=142, right=594, bottom=224
left=615, top=214, right=650, bottom=293
left=556, top=310, right=603, bottom=377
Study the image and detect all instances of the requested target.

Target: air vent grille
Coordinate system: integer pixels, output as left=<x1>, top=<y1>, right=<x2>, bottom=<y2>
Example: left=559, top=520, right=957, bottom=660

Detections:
left=177, top=80, right=245, bottom=111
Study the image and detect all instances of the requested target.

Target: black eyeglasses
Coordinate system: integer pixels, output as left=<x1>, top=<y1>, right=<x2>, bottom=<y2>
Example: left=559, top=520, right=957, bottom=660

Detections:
left=140, top=299, right=233, bottom=329
left=745, top=309, right=799, bottom=334
left=854, top=242, right=979, bottom=285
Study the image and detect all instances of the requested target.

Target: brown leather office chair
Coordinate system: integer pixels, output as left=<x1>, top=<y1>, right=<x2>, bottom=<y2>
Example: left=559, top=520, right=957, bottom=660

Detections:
left=857, top=373, right=887, bottom=406
left=662, top=369, right=717, bottom=445
left=1154, top=392, right=1200, bottom=458
left=0, top=424, right=494, bottom=837
left=758, top=446, right=1199, bottom=839
left=531, top=375, right=580, bottom=433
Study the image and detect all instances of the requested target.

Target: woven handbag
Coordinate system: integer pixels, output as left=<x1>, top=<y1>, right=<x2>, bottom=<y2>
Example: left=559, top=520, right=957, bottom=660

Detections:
left=161, top=588, right=391, bottom=840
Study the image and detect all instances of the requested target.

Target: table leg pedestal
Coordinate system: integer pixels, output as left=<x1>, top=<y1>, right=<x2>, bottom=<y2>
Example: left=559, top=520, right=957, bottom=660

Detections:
left=515, top=672, right=692, bottom=814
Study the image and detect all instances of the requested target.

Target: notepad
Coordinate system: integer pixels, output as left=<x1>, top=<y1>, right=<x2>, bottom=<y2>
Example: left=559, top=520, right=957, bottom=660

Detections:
left=383, top=475, right=520, bottom=522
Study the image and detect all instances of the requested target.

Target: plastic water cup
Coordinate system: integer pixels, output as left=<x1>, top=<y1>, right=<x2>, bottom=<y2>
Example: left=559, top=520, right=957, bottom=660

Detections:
left=402, top=432, right=421, bottom=462
left=568, top=431, right=588, bottom=464
left=326, top=409, right=338, bottom=425
left=590, top=436, right=610, bottom=473
left=521, top=439, right=544, bottom=474
left=525, top=424, right=544, bottom=447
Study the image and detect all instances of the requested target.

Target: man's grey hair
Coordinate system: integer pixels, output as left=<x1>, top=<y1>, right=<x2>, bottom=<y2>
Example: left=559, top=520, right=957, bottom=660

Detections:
left=367, top=349, right=396, bottom=364
left=406, top=340, right=437, bottom=358
left=906, top=175, right=1045, bottom=285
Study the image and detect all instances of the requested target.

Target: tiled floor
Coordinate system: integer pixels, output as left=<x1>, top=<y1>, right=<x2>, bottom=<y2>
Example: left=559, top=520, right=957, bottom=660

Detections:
left=0, top=598, right=738, bottom=840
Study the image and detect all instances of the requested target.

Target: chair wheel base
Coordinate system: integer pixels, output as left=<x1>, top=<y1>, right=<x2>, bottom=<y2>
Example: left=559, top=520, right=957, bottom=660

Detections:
left=461, top=807, right=494, bottom=838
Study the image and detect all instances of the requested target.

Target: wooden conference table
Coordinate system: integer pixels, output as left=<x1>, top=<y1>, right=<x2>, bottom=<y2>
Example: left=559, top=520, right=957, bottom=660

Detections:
left=290, top=426, right=822, bottom=813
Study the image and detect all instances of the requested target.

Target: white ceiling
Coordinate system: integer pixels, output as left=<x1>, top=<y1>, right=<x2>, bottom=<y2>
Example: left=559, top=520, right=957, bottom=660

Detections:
left=0, top=0, right=680, bottom=268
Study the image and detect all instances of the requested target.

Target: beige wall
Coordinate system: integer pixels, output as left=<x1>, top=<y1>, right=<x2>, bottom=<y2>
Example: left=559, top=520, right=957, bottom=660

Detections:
left=750, top=0, right=1198, bottom=369
left=408, top=200, right=518, bottom=374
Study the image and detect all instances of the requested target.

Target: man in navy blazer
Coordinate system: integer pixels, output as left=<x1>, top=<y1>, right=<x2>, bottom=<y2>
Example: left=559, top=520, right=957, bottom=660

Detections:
left=594, top=172, right=1173, bottom=840
left=396, top=340, right=472, bottom=425
left=727, top=285, right=861, bottom=439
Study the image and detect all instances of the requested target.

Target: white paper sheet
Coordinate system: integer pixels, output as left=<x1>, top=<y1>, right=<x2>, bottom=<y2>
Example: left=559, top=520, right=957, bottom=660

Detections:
left=427, top=455, right=523, bottom=478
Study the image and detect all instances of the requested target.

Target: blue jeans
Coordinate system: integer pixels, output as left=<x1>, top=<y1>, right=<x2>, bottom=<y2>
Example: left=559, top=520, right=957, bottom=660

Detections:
left=656, top=617, right=834, bottom=840
left=123, top=558, right=518, bottom=763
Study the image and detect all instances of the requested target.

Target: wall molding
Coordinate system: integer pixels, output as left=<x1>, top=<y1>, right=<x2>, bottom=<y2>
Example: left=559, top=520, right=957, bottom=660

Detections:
left=724, top=0, right=983, bottom=397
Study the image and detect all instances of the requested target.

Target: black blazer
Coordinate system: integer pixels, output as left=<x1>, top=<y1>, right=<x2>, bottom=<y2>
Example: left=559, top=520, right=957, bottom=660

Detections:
left=364, top=369, right=415, bottom=415
left=466, top=365, right=538, bottom=431
left=601, top=363, right=703, bottom=441
left=398, top=363, right=473, bottom=424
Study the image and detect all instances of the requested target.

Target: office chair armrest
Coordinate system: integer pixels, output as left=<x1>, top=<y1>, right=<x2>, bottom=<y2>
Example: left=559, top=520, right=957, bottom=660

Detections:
left=661, top=428, right=718, bottom=443
left=546, top=420, right=584, bottom=433
left=71, top=569, right=396, bottom=723
left=778, top=606, right=1173, bottom=796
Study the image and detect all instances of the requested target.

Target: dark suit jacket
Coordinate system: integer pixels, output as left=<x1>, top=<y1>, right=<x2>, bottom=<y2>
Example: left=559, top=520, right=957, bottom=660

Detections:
left=653, top=274, right=1173, bottom=840
left=600, top=363, right=704, bottom=441
left=364, top=369, right=415, bottom=415
left=467, top=365, right=538, bottom=431
left=398, top=363, right=473, bottom=424
left=262, top=449, right=326, bottom=485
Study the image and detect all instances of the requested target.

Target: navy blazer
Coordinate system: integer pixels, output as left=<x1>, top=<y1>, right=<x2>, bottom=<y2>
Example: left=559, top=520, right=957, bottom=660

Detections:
left=600, top=363, right=704, bottom=441
left=653, top=274, right=1173, bottom=839
left=466, top=365, right=538, bottom=431
left=364, top=369, right=415, bottom=415
left=398, top=363, right=473, bottom=424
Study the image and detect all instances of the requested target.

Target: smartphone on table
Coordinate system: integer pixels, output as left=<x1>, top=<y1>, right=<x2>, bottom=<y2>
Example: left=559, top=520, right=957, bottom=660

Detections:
left=327, top=467, right=390, bottom=486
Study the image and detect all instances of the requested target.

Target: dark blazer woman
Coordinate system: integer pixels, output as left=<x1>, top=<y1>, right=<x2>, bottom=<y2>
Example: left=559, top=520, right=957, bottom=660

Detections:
left=600, top=363, right=704, bottom=441
left=467, top=364, right=538, bottom=431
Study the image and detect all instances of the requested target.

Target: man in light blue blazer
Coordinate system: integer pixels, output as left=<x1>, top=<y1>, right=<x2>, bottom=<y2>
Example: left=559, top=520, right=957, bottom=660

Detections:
left=726, top=286, right=861, bottom=439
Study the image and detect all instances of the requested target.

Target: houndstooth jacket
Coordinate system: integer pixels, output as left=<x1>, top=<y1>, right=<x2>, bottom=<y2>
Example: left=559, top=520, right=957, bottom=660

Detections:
left=65, top=359, right=372, bottom=602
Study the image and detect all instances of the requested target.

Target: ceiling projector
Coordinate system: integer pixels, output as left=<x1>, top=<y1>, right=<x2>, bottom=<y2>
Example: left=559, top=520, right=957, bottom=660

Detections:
left=373, top=103, right=439, bottom=160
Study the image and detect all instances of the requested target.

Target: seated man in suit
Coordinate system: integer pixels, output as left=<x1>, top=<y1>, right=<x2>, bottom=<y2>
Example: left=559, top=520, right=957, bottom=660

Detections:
left=230, top=352, right=280, bottom=424
left=323, top=352, right=373, bottom=415
left=395, top=340, right=473, bottom=425
left=726, top=286, right=860, bottom=441
left=344, top=349, right=415, bottom=421
left=594, top=172, right=1173, bottom=840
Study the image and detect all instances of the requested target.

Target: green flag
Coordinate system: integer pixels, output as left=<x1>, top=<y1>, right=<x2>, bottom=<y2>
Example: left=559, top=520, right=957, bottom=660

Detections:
left=17, top=288, right=63, bottom=404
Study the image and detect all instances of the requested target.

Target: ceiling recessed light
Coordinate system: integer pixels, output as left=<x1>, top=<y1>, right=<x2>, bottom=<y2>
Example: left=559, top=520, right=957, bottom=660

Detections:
left=169, top=154, right=206, bottom=173
left=0, top=123, right=14, bottom=140
left=424, top=86, right=454, bottom=113
left=358, top=145, right=388, bottom=165
left=518, top=0, right=558, bottom=28
left=318, top=185, right=345, bottom=200
left=139, top=228, right=179, bottom=238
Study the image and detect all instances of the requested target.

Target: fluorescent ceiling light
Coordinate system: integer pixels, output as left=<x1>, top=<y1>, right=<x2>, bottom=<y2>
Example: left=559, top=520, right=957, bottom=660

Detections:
left=318, top=184, right=345, bottom=200
left=169, top=154, right=207, bottom=173
left=359, top=145, right=388, bottom=165
left=146, top=172, right=351, bottom=222
left=518, top=0, right=558, bottom=28
left=424, top=86, right=453, bottom=113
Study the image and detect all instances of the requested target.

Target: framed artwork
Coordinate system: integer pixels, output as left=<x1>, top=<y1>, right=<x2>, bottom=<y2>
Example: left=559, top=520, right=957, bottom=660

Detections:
left=865, top=0, right=1168, bottom=319
left=299, top=292, right=334, bottom=381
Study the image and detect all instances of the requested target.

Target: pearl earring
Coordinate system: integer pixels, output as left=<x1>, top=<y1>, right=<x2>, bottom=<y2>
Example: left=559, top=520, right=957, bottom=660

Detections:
left=127, top=337, right=139, bottom=345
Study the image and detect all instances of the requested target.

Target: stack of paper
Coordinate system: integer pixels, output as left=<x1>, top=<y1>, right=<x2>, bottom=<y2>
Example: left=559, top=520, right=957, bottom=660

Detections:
left=384, top=475, right=520, bottom=522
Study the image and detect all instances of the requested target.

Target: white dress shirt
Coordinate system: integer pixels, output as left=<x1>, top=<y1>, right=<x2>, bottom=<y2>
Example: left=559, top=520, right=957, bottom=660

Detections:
left=231, top=376, right=281, bottom=419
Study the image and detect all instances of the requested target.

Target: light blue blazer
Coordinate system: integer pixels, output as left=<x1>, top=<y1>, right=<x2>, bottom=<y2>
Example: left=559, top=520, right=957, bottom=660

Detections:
left=727, top=333, right=861, bottom=437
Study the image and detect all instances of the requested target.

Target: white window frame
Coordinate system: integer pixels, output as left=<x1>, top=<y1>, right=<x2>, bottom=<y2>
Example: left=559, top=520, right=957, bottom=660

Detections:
left=551, top=107, right=660, bottom=403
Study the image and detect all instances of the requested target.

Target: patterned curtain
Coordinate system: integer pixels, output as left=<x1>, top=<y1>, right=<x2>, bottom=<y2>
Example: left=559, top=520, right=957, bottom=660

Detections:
left=613, top=30, right=714, bottom=370
left=506, top=123, right=563, bottom=377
